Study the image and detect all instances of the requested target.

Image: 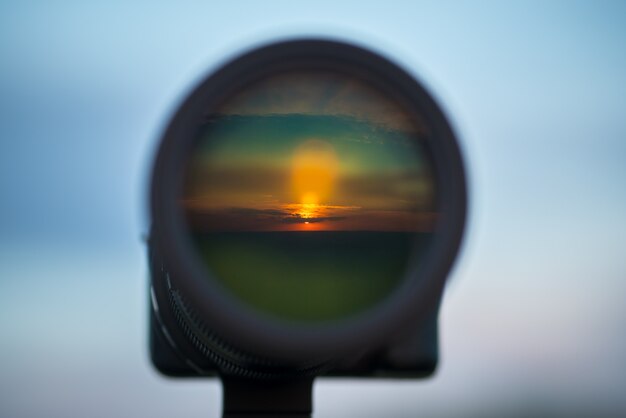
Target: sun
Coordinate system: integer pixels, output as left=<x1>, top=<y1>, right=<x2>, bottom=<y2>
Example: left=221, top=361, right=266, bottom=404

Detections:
left=291, top=139, right=338, bottom=206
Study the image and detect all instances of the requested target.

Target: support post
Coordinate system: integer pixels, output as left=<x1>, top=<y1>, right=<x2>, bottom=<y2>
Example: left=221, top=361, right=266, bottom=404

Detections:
left=222, top=376, right=314, bottom=418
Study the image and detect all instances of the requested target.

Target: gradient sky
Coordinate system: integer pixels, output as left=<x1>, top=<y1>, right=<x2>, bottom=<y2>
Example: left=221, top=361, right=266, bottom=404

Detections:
left=1, top=1, right=625, bottom=417
left=183, top=73, right=436, bottom=232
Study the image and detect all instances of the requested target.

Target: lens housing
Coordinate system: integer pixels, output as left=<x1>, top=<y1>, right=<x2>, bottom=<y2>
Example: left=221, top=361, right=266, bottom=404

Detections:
left=150, top=39, right=466, bottom=375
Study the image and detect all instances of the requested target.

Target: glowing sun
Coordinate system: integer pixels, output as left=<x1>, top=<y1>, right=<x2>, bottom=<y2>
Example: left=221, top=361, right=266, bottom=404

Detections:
left=291, top=139, right=338, bottom=207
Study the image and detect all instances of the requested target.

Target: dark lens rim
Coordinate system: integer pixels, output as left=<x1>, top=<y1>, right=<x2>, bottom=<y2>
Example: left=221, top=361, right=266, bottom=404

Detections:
left=151, top=39, right=467, bottom=363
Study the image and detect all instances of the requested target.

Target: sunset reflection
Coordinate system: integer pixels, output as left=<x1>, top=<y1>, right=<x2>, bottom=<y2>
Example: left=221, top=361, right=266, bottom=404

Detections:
left=182, top=71, right=437, bottom=234
left=180, top=70, right=438, bottom=320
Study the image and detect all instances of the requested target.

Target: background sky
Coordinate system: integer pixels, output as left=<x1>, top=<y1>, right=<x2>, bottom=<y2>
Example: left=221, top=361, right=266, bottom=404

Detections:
left=1, top=1, right=625, bottom=417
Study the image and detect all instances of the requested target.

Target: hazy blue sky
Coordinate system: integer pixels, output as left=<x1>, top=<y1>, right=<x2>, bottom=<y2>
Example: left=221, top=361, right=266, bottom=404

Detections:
left=1, top=1, right=625, bottom=417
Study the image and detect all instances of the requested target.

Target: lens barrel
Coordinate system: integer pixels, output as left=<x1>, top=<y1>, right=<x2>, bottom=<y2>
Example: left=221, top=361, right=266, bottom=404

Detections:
left=149, top=39, right=466, bottom=378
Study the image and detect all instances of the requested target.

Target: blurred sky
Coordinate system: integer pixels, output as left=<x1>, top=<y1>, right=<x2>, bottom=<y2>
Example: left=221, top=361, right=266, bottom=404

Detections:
left=1, top=1, right=625, bottom=417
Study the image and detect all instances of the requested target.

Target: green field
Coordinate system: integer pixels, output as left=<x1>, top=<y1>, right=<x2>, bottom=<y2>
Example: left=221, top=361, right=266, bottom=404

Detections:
left=192, top=231, right=432, bottom=322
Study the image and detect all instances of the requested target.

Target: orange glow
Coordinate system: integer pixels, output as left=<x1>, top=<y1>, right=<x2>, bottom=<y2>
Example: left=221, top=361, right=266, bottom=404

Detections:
left=296, top=203, right=318, bottom=219
left=301, top=192, right=319, bottom=205
left=291, top=140, right=338, bottom=205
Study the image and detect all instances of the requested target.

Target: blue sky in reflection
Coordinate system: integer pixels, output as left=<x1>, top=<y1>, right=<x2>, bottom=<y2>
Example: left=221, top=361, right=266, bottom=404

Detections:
left=1, top=1, right=625, bottom=417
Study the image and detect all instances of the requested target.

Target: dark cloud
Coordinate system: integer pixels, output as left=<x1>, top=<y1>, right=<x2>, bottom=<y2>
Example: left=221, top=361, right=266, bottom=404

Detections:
left=228, top=207, right=286, bottom=217
left=185, top=205, right=350, bottom=231
left=279, top=215, right=347, bottom=224
left=227, top=207, right=346, bottom=224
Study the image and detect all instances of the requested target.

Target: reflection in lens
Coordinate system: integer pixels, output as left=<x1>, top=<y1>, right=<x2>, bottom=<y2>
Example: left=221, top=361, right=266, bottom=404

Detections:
left=182, top=71, right=438, bottom=321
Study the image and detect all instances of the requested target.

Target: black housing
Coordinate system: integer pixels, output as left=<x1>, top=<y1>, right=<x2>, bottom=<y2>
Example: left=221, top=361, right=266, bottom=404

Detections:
left=148, top=39, right=466, bottom=380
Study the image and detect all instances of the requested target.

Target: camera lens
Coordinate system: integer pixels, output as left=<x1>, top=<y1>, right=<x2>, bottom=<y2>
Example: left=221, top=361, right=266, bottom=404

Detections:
left=150, top=39, right=465, bottom=370
left=182, top=70, right=438, bottom=322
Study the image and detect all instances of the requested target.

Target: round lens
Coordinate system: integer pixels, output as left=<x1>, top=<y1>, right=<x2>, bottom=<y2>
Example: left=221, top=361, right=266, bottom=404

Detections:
left=181, top=70, right=439, bottom=322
